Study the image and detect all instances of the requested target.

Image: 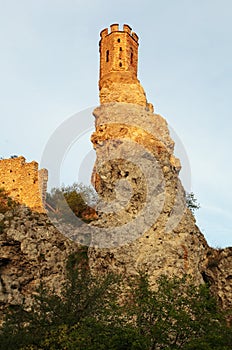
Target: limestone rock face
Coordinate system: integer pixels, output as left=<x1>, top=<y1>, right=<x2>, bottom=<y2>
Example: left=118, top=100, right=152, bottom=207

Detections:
left=89, top=102, right=232, bottom=311
left=203, top=247, right=232, bottom=311
left=0, top=206, right=78, bottom=321
left=89, top=103, right=208, bottom=285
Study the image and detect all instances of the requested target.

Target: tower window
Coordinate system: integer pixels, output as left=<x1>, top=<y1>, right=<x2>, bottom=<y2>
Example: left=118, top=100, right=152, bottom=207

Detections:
left=119, top=62, right=122, bottom=67
left=106, top=50, right=109, bottom=62
left=130, top=49, right=133, bottom=64
left=117, top=38, right=121, bottom=43
left=120, top=47, right=122, bottom=51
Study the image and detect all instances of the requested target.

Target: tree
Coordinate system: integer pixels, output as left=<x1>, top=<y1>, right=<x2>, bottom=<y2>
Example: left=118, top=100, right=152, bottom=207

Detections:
left=126, top=273, right=232, bottom=349
left=185, top=192, right=200, bottom=213
left=0, top=257, right=231, bottom=350
left=46, top=183, right=97, bottom=222
left=0, top=249, right=122, bottom=350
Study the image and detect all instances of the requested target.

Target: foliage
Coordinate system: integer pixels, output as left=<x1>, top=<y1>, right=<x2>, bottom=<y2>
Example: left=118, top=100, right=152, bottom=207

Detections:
left=62, top=183, right=98, bottom=207
left=0, top=254, right=231, bottom=350
left=185, top=192, right=200, bottom=213
left=127, top=273, right=232, bottom=349
left=46, top=183, right=98, bottom=222
left=0, top=249, right=121, bottom=350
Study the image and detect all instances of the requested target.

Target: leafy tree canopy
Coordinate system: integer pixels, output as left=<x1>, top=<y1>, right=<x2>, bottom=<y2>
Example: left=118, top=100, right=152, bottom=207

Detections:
left=0, top=251, right=231, bottom=350
left=46, top=183, right=98, bottom=222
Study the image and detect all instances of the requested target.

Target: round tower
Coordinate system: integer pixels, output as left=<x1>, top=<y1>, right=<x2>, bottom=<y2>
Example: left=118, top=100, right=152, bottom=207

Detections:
left=98, top=24, right=152, bottom=110
left=99, top=23, right=139, bottom=84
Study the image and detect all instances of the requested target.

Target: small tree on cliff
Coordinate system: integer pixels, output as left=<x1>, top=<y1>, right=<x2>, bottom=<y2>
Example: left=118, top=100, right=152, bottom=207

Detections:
left=185, top=192, right=200, bottom=213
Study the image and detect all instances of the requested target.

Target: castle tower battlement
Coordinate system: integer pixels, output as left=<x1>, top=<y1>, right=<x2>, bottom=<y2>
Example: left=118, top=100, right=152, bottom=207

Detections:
left=99, top=23, right=153, bottom=111
left=99, top=23, right=139, bottom=83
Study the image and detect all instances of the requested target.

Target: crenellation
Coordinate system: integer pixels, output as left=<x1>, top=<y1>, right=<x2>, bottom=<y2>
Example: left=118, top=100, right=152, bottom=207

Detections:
left=0, top=156, right=48, bottom=212
left=131, top=32, right=139, bottom=42
left=101, top=24, right=138, bottom=41
left=100, top=28, right=108, bottom=39
left=110, top=23, right=119, bottom=32
left=123, top=24, right=132, bottom=34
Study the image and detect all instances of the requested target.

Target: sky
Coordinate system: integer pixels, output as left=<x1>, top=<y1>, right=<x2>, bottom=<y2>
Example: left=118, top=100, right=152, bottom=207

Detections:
left=0, top=0, right=231, bottom=248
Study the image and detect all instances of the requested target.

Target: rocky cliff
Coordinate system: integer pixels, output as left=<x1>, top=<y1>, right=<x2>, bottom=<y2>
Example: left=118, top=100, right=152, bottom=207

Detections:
left=89, top=102, right=232, bottom=312
left=0, top=102, right=231, bottom=321
left=89, top=103, right=207, bottom=280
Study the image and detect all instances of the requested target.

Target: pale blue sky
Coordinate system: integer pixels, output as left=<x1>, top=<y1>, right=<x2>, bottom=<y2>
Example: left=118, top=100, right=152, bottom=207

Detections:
left=0, top=0, right=231, bottom=247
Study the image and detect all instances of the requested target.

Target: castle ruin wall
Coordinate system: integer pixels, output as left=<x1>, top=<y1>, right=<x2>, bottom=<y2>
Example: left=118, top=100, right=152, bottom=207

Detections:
left=0, top=156, right=48, bottom=212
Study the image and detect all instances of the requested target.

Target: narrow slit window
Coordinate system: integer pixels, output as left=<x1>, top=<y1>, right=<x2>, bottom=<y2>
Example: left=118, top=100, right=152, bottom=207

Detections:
left=119, top=62, right=122, bottom=67
left=118, top=38, right=121, bottom=43
left=130, top=51, right=133, bottom=64
left=106, top=50, right=109, bottom=62
left=119, top=47, right=122, bottom=59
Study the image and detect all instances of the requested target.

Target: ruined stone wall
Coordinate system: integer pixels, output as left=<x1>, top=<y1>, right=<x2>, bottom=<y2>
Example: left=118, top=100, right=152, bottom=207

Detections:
left=38, top=168, right=48, bottom=207
left=0, top=156, right=48, bottom=212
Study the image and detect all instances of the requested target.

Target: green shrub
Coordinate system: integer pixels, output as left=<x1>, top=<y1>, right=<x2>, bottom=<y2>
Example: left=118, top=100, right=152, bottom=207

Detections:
left=46, top=183, right=97, bottom=222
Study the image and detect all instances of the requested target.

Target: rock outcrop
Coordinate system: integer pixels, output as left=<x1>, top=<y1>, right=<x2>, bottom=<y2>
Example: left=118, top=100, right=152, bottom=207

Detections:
left=89, top=103, right=207, bottom=283
left=202, top=247, right=232, bottom=312
left=0, top=206, right=78, bottom=322
left=88, top=102, right=232, bottom=312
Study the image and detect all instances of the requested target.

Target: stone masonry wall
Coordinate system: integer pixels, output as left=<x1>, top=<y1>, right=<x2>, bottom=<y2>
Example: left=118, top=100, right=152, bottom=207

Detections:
left=99, top=24, right=138, bottom=80
left=0, top=156, right=48, bottom=213
left=99, top=24, right=152, bottom=110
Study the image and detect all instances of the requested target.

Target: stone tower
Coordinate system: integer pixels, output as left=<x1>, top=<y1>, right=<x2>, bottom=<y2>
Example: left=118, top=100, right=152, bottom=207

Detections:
left=99, top=24, right=138, bottom=81
left=99, top=23, right=153, bottom=111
